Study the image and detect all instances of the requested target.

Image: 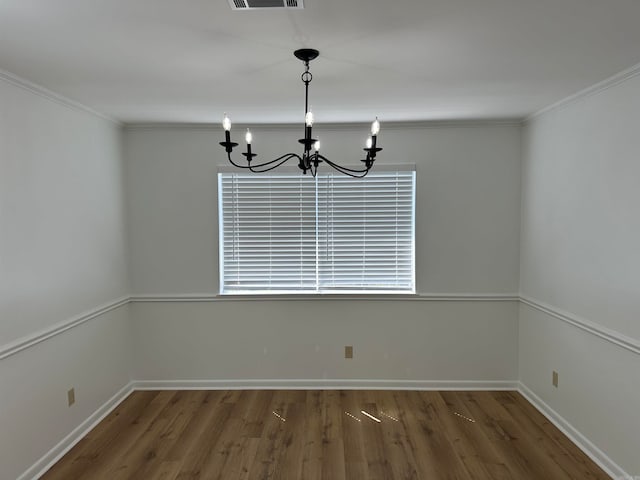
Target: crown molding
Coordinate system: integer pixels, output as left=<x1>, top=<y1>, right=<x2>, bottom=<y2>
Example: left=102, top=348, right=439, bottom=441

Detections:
left=123, top=118, right=523, bottom=132
left=5, top=58, right=640, bottom=130
left=0, top=68, right=120, bottom=125
left=524, top=61, right=640, bottom=123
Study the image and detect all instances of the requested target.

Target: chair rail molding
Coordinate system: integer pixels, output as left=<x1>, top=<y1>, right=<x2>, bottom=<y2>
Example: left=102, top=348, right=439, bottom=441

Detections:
left=520, top=295, right=640, bottom=356
left=0, top=296, right=130, bottom=360
left=5, top=294, right=638, bottom=359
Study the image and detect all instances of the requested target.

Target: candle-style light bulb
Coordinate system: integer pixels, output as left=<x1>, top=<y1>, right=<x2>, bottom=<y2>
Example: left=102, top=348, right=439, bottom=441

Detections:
left=314, top=138, right=320, bottom=151
left=371, top=117, right=380, bottom=136
left=305, top=109, right=314, bottom=127
left=223, top=113, right=231, bottom=132
left=245, top=129, right=252, bottom=144
left=366, top=136, right=373, bottom=149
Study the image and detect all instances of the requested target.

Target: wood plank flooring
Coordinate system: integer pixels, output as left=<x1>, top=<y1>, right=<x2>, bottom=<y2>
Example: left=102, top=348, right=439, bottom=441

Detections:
left=41, top=390, right=609, bottom=479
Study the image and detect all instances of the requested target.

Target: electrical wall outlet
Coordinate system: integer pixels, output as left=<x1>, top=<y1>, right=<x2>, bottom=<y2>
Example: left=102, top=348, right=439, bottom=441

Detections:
left=68, top=388, right=75, bottom=406
left=345, top=345, right=353, bottom=359
left=552, top=371, right=559, bottom=388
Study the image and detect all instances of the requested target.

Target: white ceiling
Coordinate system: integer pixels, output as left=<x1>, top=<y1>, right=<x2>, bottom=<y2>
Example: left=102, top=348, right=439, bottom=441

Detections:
left=1, top=0, right=640, bottom=124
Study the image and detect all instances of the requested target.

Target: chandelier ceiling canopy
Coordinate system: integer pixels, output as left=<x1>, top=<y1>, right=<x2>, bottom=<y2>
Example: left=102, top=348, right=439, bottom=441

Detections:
left=219, top=49, right=382, bottom=178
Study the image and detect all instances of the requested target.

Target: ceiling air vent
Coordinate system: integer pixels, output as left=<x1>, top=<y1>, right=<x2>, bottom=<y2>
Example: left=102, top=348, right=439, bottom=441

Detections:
left=228, top=0, right=303, bottom=10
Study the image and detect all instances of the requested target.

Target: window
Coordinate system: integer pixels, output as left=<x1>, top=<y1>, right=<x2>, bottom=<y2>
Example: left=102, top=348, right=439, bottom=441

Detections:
left=218, top=168, right=415, bottom=294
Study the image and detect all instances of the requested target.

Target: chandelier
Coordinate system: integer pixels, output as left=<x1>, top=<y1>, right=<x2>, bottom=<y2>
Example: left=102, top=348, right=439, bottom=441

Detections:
left=219, top=48, right=382, bottom=178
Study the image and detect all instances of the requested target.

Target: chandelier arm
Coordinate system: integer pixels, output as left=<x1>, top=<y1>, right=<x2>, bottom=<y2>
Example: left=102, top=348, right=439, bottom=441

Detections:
left=322, top=159, right=371, bottom=178
left=248, top=154, right=302, bottom=173
left=318, top=155, right=367, bottom=173
left=249, top=154, right=300, bottom=173
left=249, top=153, right=301, bottom=169
left=328, top=166, right=369, bottom=178
left=319, top=155, right=371, bottom=175
left=227, top=152, right=301, bottom=170
left=226, top=152, right=255, bottom=169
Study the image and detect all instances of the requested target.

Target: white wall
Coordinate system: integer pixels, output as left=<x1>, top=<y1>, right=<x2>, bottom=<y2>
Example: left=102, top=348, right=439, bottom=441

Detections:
left=125, top=123, right=522, bottom=384
left=0, top=81, right=129, bottom=343
left=520, top=73, right=640, bottom=475
left=132, top=300, right=518, bottom=383
left=125, top=124, right=521, bottom=295
left=0, top=77, right=131, bottom=479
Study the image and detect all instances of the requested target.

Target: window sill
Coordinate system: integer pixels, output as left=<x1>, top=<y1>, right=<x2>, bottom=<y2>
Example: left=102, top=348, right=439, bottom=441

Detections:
left=217, top=292, right=418, bottom=301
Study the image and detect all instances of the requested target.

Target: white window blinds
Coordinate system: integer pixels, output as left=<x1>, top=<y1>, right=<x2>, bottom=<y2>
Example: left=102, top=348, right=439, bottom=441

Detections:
left=219, top=169, right=415, bottom=294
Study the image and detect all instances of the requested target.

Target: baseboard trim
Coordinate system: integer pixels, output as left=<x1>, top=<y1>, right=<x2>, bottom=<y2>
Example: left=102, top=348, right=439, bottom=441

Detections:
left=520, top=295, right=640, bottom=356
left=133, top=379, right=518, bottom=391
left=517, top=382, right=627, bottom=480
left=0, top=296, right=130, bottom=360
left=19, top=382, right=134, bottom=480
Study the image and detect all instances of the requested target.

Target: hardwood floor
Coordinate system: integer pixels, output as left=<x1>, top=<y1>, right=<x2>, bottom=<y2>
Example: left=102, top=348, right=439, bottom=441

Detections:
left=42, top=390, right=608, bottom=479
